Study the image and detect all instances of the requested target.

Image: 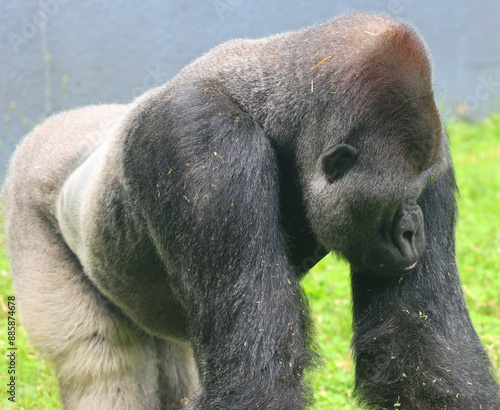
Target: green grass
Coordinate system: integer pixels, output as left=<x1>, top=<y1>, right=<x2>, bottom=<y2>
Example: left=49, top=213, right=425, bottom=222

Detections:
left=0, top=116, right=499, bottom=409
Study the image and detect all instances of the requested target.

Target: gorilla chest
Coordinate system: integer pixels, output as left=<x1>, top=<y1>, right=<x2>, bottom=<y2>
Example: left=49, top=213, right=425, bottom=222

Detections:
left=88, top=251, right=190, bottom=341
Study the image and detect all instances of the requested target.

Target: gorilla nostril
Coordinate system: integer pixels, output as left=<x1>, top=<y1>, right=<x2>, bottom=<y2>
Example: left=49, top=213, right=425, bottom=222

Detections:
left=403, top=230, right=414, bottom=244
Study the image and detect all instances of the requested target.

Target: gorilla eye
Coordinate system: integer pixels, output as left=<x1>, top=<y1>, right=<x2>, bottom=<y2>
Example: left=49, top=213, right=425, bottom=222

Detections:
left=322, top=144, right=357, bottom=183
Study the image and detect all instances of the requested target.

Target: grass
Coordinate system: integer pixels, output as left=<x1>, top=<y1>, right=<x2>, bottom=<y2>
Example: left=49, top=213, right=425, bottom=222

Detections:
left=0, top=115, right=499, bottom=409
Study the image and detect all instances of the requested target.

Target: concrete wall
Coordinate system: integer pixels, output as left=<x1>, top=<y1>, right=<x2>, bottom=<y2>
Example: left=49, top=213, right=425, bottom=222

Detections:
left=1, top=0, right=500, bottom=180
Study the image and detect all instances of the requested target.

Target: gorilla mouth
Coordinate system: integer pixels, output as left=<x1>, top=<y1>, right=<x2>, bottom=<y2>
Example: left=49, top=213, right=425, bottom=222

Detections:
left=363, top=202, right=425, bottom=278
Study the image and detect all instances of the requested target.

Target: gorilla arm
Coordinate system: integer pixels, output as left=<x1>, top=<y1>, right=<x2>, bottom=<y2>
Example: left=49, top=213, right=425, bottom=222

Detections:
left=351, top=168, right=499, bottom=409
left=115, top=85, right=316, bottom=408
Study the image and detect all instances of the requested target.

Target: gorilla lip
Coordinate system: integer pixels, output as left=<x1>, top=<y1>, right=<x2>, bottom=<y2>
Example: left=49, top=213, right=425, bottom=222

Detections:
left=403, top=261, right=418, bottom=271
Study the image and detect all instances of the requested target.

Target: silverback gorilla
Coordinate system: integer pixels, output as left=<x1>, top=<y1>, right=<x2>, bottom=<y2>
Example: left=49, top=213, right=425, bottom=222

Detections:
left=4, top=13, right=499, bottom=409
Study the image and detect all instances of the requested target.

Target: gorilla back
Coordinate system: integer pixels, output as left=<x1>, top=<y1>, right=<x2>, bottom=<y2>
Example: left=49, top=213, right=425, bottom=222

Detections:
left=4, top=12, right=498, bottom=409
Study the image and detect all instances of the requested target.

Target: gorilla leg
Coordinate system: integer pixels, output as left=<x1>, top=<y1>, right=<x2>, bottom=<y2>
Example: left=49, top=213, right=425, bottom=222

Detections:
left=7, top=206, right=196, bottom=409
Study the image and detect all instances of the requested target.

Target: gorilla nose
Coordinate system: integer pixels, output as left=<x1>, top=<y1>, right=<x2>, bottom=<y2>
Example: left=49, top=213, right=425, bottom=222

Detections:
left=391, top=203, right=425, bottom=270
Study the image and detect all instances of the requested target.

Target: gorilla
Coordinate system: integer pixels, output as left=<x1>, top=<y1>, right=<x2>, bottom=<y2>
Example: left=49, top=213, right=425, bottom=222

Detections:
left=4, top=12, right=498, bottom=409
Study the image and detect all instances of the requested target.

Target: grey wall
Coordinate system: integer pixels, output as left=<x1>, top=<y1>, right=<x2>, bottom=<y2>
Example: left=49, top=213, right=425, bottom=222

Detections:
left=1, top=0, right=500, bottom=181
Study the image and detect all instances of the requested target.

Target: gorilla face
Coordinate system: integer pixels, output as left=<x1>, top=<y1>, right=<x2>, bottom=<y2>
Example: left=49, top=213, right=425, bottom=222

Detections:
left=302, top=95, right=448, bottom=279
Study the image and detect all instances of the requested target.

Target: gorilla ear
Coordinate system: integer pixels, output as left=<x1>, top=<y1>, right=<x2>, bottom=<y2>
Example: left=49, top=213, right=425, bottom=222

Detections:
left=321, top=144, right=358, bottom=183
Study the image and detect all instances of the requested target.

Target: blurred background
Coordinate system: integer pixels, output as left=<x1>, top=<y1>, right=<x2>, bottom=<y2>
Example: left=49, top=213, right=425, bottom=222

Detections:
left=1, top=0, right=500, bottom=181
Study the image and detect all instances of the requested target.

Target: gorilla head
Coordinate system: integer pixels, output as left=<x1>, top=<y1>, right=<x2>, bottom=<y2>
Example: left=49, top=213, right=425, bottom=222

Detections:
left=295, top=23, right=448, bottom=278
